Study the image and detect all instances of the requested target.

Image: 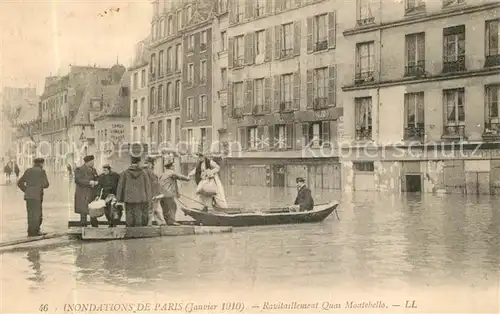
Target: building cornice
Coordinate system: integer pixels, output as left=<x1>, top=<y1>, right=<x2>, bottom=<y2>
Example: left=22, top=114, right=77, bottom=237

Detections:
left=342, top=66, right=500, bottom=92
left=128, top=62, right=148, bottom=72
left=343, top=2, right=500, bottom=36
left=149, top=33, right=183, bottom=49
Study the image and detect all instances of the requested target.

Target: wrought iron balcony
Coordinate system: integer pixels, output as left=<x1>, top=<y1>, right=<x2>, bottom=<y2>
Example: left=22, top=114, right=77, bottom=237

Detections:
left=442, top=124, right=465, bottom=140
left=356, top=17, right=375, bottom=26
left=252, top=105, right=265, bottom=115
left=405, top=60, right=426, bottom=77
left=313, top=97, right=328, bottom=110
left=483, top=121, right=500, bottom=141
left=355, top=127, right=372, bottom=141
left=315, top=40, right=328, bottom=52
left=232, top=107, right=243, bottom=118
left=354, top=71, right=375, bottom=84
left=442, top=55, right=466, bottom=73
left=281, top=48, right=293, bottom=58
left=485, top=55, right=500, bottom=68
left=279, top=101, right=293, bottom=112
left=404, top=124, right=424, bottom=141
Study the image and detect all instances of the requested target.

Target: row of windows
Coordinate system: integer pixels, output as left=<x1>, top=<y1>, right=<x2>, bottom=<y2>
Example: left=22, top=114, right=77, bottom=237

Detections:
left=230, top=66, right=336, bottom=116
left=41, top=94, right=67, bottom=112
left=357, top=0, right=466, bottom=25
left=186, top=59, right=208, bottom=86
left=150, top=44, right=182, bottom=77
left=151, top=4, right=193, bottom=41
left=131, top=69, right=147, bottom=91
left=229, top=0, right=308, bottom=25
left=237, top=120, right=334, bottom=151
left=185, top=127, right=209, bottom=153
left=149, top=81, right=182, bottom=114
left=354, top=84, right=500, bottom=142
left=146, top=117, right=181, bottom=145
left=354, top=19, right=500, bottom=84
left=131, top=98, right=146, bottom=117
left=185, top=95, right=208, bottom=121
left=229, top=12, right=336, bottom=68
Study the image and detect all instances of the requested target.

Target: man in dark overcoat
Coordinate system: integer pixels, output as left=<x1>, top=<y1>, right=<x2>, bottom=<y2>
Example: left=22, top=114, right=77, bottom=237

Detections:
left=98, top=164, right=121, bottom=226
left=17, top=158, right=50, bottom=236
left=74, top=155, right=99, bottom=227
left=291, top=177, right=314, bottom=212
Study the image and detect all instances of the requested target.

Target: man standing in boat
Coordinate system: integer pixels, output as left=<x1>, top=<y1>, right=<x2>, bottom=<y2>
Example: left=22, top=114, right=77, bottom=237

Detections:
left=144, top=157, right=167, bottom=226
left=158, top=156, right=190, bottom=225
left=16, top=158, right=50, bottom=237
left=290, top=177, right=314, bottom=212
left=74, top=155, right=100, bottom=227
left=116, top=156, right=152, bottom=227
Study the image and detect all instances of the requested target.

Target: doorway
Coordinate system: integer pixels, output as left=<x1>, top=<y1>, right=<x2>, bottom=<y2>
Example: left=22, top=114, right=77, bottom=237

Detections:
left=405, top=174, right=422, bottom=193
left=272, top=165, right=285, bottom=187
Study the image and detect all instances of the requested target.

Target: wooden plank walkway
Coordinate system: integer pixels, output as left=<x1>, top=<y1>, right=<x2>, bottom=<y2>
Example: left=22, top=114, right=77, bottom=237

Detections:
left=0, top=232, right=69, bottom=248
left=81, top=225, right=232, bottom=240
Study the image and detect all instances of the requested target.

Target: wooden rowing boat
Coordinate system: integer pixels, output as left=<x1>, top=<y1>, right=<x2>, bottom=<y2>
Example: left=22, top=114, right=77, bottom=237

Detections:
left=180, top=202, right=339, bottom=227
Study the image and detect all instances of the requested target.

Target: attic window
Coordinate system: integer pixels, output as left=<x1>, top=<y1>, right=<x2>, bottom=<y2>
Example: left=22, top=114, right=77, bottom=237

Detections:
left=120, top=87, right=129, bottom=97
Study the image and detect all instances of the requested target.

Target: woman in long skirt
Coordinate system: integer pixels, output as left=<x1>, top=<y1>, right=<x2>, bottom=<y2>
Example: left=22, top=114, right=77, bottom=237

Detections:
left=189, top=153, right=228, bottom=209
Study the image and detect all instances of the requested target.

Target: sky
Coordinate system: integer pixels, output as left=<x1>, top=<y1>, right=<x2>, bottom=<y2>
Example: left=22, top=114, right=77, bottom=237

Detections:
left=0, top=1, right=152, bottom=93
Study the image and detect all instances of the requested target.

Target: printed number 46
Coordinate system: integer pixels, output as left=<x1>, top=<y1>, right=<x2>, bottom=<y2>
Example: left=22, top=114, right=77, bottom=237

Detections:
left=39, top=304, right=49, bottom=312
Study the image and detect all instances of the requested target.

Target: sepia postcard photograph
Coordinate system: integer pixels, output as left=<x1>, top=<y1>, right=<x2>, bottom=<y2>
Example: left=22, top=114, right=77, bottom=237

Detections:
left=0, top=0, right=499, bottom=313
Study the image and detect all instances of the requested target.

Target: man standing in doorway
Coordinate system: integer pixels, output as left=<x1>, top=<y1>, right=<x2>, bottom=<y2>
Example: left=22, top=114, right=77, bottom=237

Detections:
left=74, top=155, right=99, bottom=227
left=17, top=158, right=50, bottom=237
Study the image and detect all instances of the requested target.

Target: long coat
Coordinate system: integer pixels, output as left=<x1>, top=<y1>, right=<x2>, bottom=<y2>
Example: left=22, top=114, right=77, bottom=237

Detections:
left=74, top=164, right=99, bottom=214
left=17, top=166, right=50, bottom=201
left=294, top=185, right=314, bottom=211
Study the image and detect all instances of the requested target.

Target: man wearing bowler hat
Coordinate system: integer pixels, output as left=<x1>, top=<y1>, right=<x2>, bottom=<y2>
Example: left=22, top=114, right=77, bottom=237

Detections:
left=74, top=155, right=99, bottom=227
left=17, top=158, right=50, bottom=237
left=290, top=177, right=314, bottom=212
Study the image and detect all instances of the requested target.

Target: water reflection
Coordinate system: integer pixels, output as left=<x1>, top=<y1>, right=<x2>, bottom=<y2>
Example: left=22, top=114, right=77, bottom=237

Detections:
left=26, top=249, right=44, bottom=288
left=1, top=186, right=500, bottom=297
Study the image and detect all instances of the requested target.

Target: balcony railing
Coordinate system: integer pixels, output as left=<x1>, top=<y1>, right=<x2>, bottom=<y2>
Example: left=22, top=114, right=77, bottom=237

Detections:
left=233, top=107, right=243, bottom=118
left=442, top=124, right=465, bottom=139
left=405, top=3, right=426, bottom=14
left=485, top=54, right=500, bottom=68
left=483, top=121, right=500, bottom=140
left=405, top=60, right=425, bottom=77
left=442, top=55, right=466, bottom=73
left=281, top=48, right=293, bottom=58
left=313, top=97, right=328, bottom=110
left=252, top=105, right=265, bottom=115
left=355, top=127, right=372, bottom=141
left=404, top=124, right=425, bottom=141
left=357, top=16, right=375, bottom=26
left=234, top=57, right=244, bottom=67
left=315, top=40, right=328, bottom=52
left=198, top=112, right=207, bottom=119
left=355, top=71, right=375, bottom=84
left=279, top=101, right=293, bottom=112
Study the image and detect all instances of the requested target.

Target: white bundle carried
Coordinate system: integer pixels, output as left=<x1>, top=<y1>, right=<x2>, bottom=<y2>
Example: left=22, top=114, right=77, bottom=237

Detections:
left=196, top=170, right=217, bottom=196
left=88, top=189, right=106, bottom=218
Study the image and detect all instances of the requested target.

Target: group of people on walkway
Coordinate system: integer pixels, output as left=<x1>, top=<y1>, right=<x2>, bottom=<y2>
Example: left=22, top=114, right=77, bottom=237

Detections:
left=3, top=161, right=20, bottom=184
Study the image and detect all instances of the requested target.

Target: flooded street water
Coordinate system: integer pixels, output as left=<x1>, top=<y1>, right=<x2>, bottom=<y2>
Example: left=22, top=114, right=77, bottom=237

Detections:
left=1, top=176, right=499, bottom=313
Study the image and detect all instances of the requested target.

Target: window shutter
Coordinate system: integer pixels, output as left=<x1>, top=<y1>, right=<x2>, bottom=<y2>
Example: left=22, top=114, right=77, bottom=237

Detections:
left=245, top=0, right=254, bottom=20
left=266, top=0, right=273, bottom=16
left=194, top=95, right=199, bottom=120
left=245, top=32, right=255, bottom=65
left=268, top=125, right=275, bottom=149
left=328, top=11, right=336, bottom=49
left=293, top=71, right=300, bottom=110
left=275, top=0, right=282, bottom=13
left=307, top=17, right=313, bottom=53
left=173, top=13, right=178, bottom=33
left=417, top=34, right=425, bottom=62
left=286, top=124, right=294, bottom=149
left=244, top=80, right=253, bottom=114
left=238, top=127, right=247, bottom=150
left=294, top=20, right=301, bottom=56
left=228, top=81, right=234, bottom=117
left=301, top=123, right=309, bottom=147
left=264, top=77, right=272, bottom=113
left=183, top=8, right=188, bottom=28
left=257, top=126, right=265, bottom=149
left=228, top=37, right=234, bottom=68
left=330, top=120, right=337, bottom=143
left=328, top=65, right=336, bottom=107
left=265, top=27, right=273, bottom=62
left=273, top=75, right=281, bottom=112
left=274, top=25, right=282, bottom=60
left=321, top=121, right=330, bottom=146
left=306, top=69, right=313, bottom=109
left=229, top=0, right=236, bottom=25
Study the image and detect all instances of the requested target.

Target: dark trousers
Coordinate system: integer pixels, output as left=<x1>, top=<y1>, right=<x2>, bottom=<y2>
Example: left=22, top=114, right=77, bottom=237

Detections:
left=125, top=203, right=149, bottom=227
left=104, top=202, right=123, bottom=227
left=80, top=213, right=98, bottom=227
left=26, top=199, right=43, bottom=236
left=160, top=198, right=177, bottom=225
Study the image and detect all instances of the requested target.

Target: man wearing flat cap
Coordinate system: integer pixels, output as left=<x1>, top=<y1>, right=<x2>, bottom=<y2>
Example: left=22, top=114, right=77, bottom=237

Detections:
left=17, top=158, right=50, bottom=237
left=158, top=156, right=190, bottom=225
left=74, top=155, right=99, bottom=227
left=290, top=177, right=314, bottom=212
